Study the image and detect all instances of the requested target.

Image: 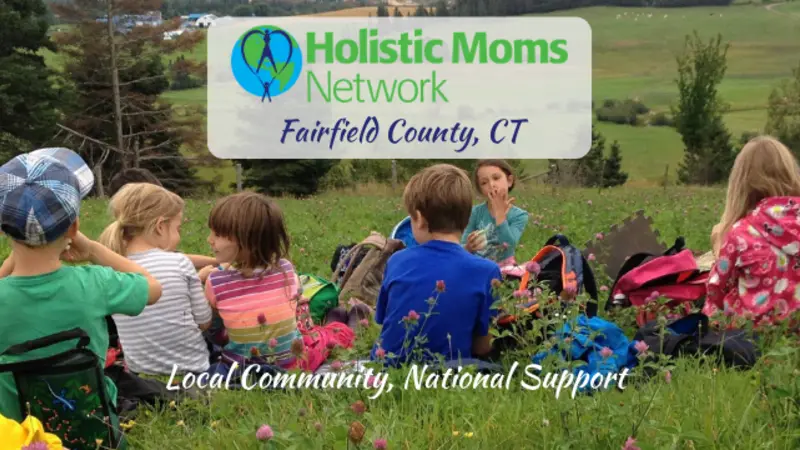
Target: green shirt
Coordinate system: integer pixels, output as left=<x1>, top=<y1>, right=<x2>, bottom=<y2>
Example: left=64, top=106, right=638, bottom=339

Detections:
left=461, top=203, right=530, bottom=262
left=0, top=265, right=149, bottom=421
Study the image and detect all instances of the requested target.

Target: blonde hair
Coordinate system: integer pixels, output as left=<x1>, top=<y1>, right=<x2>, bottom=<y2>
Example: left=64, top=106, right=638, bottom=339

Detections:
left=403, top=164, right=473, bottom=234
left=98, top=182, right=185, bottom=255
left=714, top=136, right=800, bottom=255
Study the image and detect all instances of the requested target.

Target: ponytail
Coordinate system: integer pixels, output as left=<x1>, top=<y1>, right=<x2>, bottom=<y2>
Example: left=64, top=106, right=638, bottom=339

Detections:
left=98, top=220, right=128, bottom=255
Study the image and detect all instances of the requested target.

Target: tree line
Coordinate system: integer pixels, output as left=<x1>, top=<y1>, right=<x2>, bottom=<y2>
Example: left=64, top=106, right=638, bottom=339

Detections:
left=3, top=0, right=797, bottom=198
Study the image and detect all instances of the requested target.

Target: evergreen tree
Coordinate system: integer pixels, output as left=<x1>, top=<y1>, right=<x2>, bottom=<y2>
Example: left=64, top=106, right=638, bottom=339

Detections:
left=52, top=0, right=210, bottom=196
left=393, top=7, right=403, bottom=17
left=376, top=3, right=389, bottom=16
left=602, top=141, right=628, bottom=187
left=547, top=125, right=626, bottom=188
left=238, top=160, right=339, bottom=197
left=0, top=0, right=64, bottom=156
left=672, top=32, right=735, bottom=185
left=435, top=0, right=449, bottom=16
left=414, top=4, right=428, bottom=16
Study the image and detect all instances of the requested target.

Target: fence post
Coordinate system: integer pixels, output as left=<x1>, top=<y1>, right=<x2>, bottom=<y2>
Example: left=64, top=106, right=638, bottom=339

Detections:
left=236, top=163, right=243, bottom=192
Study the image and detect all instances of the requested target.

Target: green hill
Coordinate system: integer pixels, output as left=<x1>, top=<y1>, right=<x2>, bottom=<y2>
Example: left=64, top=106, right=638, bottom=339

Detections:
left=42, top=3, right=800, bottom=186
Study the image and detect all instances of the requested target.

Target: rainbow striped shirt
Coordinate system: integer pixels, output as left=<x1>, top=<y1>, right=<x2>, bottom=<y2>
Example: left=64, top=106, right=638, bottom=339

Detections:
left=204, top=259, right=302, bottom=367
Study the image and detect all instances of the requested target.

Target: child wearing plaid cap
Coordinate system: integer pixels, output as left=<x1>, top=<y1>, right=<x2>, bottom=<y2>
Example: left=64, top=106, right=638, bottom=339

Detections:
left=0, top=148, right=163, bottom=422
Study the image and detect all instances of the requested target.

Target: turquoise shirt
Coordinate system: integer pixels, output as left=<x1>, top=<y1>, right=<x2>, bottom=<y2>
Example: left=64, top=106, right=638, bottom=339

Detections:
left=461, top=203, right=529, bottom=262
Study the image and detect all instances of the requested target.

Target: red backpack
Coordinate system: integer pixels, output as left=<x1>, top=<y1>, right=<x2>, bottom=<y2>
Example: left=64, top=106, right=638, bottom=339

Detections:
left=607, top=237, right=709, bottom=327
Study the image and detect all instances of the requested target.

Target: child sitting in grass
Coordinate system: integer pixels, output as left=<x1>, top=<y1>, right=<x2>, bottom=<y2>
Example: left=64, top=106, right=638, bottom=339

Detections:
left=706, top=136, right=800, bottom=329
left=98, top=182, right=213, bottom=376
left=0, top=148, right=162, bottom=423
left=201, top=192, right=359, bottom=372
left=461, top=159, right=530, bottom=274
left=371, top=164, right=503, bottom=366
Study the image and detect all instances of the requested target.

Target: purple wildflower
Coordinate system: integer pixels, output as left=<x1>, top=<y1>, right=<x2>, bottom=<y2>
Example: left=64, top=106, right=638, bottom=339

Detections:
left=256, top=424, right=274, bottom=441
left=374, top=439, right=388, bottom=449
left=622, top=436, right=641, bottom=450
left=634, top=340, right=649, bottom=354
left=600, top=346, right=613, bottom=359
left=525, top=261, right=541, bottom=275
left=21, top=443, right=48, bottom=450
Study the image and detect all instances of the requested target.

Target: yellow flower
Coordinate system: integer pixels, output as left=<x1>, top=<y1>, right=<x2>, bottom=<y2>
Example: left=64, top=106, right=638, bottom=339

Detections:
left=0, top=413, right=64, bottom=450
left=95, top=438, right=103, bottom=448
left=452, top=431, right=459, bottom=436
left=465, top=432, right=474, bottom=438
left=120, top=420, right=136, bottom=431
left=210, top=421, right=220, bottom=429
left=169, top=400, right=177, bottom=409
left=176, top=420, right=185, bottom=427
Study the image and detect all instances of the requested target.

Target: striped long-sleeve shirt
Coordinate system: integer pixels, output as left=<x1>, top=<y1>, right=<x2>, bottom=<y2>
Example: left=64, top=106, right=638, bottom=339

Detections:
left=113, top=248, right=212, bottom=375
left=204, top=259, right=303, bottom=367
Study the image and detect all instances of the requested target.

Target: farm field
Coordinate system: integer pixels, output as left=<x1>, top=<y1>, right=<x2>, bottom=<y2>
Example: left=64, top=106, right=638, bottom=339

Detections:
left=40, top=3, right=800, bottom=187
left=2, top=186, right=797, bottom=449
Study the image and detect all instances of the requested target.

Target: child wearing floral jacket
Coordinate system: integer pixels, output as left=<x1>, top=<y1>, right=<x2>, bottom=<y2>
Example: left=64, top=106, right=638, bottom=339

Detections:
left=705, top=136, right=800, bottom=329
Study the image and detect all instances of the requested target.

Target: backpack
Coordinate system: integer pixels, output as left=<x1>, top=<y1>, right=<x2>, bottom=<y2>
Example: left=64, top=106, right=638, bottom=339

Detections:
left=331, top=232, right=405, bottom=308
left=607, top=237, right=709, bottom=327
left=635, top=313, right=760, bottom=370
left=0, top=328, right=124, bottom=450
left=493, top=235, right=599, bottom=352
left=518, top=234, right=598, bottom=317
left=299, top=273, right=340, bottom=325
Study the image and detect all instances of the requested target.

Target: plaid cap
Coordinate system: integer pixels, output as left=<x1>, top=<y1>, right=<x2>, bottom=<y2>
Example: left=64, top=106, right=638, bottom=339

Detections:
left=0, top=148, right=94, bottom=246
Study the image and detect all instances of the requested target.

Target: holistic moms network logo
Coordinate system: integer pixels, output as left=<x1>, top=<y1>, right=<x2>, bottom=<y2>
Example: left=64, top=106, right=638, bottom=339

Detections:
left=230, top=25, right=303, bottom=102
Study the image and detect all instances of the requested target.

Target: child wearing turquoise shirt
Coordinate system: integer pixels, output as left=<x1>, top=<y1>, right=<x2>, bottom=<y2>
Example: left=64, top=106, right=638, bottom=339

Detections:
left=461, top=160, right=530, bottom=264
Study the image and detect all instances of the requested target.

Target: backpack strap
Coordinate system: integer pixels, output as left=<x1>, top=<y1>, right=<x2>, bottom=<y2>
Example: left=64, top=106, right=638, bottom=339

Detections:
left=1, top=328, right=90, bottom=356
left=518, top=245, right=567, bottom=291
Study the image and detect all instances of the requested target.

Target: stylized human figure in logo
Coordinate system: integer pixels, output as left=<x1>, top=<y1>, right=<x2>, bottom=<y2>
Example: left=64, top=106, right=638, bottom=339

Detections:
left=239, top=27, right=296, bottom=103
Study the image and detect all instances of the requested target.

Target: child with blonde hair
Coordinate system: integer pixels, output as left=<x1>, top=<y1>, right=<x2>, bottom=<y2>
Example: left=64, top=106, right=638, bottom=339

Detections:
left=98, top=183, right=213, bottom=375
left=705, top=135, right=800, bottom=328
left=202, top=192, right=355, bottom=372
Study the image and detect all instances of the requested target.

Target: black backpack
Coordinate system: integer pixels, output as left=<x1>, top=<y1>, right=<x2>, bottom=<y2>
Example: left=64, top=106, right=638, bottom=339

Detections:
left=516, top=234, right=599, bottom=318
left=0, top=328, right=124, bottom=450
left=492, top=235, right=599, bottom=354
left=635, top=313, right=760, bottom=370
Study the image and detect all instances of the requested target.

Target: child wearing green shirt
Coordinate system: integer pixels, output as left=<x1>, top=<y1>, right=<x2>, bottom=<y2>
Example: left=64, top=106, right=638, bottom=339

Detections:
left=0, top=147, right=162, bottom=424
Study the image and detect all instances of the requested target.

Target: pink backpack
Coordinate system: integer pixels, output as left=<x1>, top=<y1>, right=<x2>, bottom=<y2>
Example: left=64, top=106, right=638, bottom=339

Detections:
left=607, top=238, right=709, bottom=327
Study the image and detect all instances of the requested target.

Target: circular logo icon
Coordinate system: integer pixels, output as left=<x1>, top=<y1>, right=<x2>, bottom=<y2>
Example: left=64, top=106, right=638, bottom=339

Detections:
left=230, top=25, right=303, bottom=102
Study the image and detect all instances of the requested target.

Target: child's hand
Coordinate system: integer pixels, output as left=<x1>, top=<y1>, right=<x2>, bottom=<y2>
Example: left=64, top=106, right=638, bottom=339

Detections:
left=61, top=231, right=95, bottom=263
left=465, top=230, right=487, bottom=253
left=198, top=265, right=217, bottom=283
left=488, top=189, right=514, bottom=224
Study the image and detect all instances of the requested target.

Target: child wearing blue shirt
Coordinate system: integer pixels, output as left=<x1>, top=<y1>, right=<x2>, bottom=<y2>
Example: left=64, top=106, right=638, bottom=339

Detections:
left=371, top=164, right=502, bottom=366
left=462, top=159, right=529, bottom=265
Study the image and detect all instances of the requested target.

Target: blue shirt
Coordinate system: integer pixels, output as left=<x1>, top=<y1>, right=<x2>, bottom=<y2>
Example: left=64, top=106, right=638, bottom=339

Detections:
left=371, top=240, right=502, bottom=366
left=461, top=203, right=529, bottom=262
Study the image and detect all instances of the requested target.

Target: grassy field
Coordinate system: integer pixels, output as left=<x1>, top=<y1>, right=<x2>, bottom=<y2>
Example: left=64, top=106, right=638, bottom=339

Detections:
left=2, top=186, right=798, bottom=449
left=39, top=3, right=800, bottom=186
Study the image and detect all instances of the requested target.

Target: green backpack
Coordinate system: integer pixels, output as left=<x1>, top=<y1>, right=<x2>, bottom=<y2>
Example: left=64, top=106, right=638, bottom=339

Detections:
left=0, top=328, right=124, bottom=450
left=299, top=273, right=340, bottom=325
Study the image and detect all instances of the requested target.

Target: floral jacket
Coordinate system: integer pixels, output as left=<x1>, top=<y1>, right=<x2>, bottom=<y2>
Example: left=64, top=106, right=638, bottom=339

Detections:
left=703, top=196, right=800, bottom=328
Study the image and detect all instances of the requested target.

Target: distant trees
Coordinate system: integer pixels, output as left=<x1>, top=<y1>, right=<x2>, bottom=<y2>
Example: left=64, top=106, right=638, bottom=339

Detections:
left=51, top=0, right=211, bottom=197
left=672, top=32, right=735, bottom=185
left=449, top=0, right=734, bottom=16
left=0, top=0, right=64, bottom=158
left=547, top=125, right=628, bottom=188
